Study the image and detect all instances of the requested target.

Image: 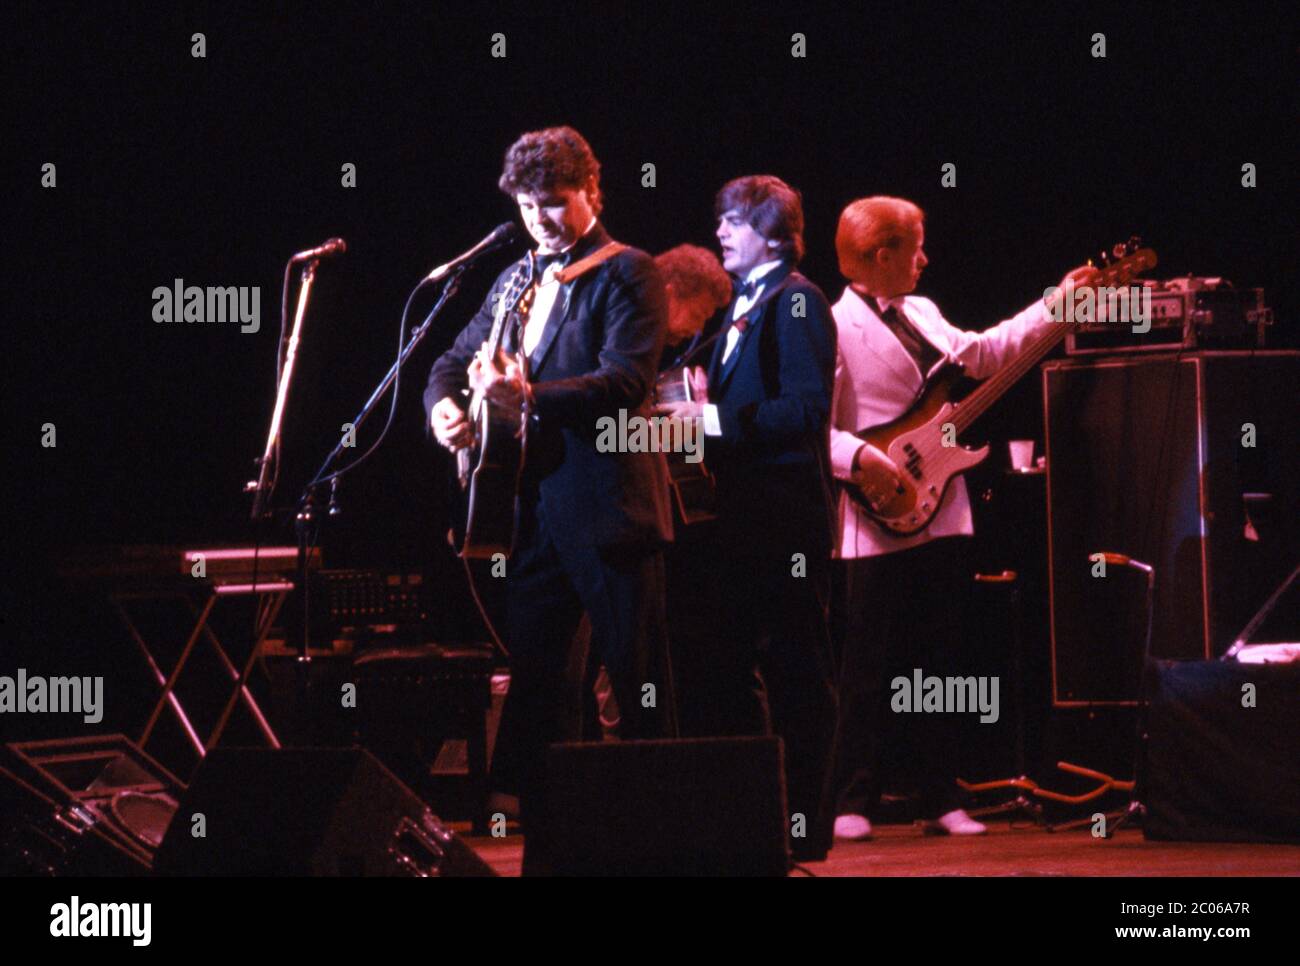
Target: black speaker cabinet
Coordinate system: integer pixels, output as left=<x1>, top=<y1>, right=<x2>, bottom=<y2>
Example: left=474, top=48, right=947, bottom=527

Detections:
left=1144, top=660, right=1300, bottom=843
left=153, top=747, right=495, bottom=876
left=1043, top=351, right=1299, bottom=704
left=543, top=737, right=789, bottom=876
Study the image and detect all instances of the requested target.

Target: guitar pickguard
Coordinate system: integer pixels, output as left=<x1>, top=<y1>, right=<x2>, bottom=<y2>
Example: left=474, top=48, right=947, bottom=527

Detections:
left=874, top=402, right=987, bottom=534
left=850, top=367, right=988, bottom=535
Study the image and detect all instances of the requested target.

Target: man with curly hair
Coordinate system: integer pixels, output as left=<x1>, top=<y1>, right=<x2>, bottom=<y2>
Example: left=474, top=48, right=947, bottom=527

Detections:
left=425, top=126, right=675, bottom=873
left=654, top=243, right=733, bottom=370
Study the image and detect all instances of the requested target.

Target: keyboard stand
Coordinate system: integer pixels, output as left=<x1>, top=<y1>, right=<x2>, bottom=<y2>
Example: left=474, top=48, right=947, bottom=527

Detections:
left=109, top=578, right=290, bottom=768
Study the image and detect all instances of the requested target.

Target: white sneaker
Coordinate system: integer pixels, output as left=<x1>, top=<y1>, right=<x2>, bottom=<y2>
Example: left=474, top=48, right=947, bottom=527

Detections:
left=833, top=814, right=874, bottom=840
left=925, top=809, right=987, bottom=836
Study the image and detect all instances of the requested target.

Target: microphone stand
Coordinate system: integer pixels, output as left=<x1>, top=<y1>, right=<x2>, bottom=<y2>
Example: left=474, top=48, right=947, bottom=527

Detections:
left=291, top=265, right=470, bottom=664
left=1104, top=554, right=1155, bottom=837
left=1041, top=553, right=1153, bottom=834
left=249, top=259, right=320, bottom=520
left=238, top=254, right=322, bottom=749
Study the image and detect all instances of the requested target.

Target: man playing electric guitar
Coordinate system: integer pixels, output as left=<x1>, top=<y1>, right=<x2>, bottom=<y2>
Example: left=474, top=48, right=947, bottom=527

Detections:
left=827, top=195, right=1098, bottom=842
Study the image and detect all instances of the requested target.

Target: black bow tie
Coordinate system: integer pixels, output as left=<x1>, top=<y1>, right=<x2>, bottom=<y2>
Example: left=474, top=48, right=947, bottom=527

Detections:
left=735, top=277, right=759, bottom=300
left=534, top=250, right=572, bottom=273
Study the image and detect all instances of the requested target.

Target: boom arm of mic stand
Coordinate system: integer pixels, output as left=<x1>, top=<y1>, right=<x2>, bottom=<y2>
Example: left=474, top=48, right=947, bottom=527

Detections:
left=291, top=268, right=468, bottom=663
left=305, top=267, right=467, bottom=498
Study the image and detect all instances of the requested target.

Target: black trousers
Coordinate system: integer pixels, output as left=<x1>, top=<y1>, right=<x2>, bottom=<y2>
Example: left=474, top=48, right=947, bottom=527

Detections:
left=662, top=514, right=728, bottom=738
left=490, top=499, right=675, bottom=872
left=573, top=510, right=722, bottom=741
left=707, top=466, right=839, bottom=859
left=831, top=536, right=973, bottom=820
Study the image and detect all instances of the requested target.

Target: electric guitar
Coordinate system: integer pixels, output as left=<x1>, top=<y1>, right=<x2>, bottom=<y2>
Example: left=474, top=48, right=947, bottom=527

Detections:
left=845, top=238, right=1157, bottom=535
left=455, top=263, right=536, bottom=559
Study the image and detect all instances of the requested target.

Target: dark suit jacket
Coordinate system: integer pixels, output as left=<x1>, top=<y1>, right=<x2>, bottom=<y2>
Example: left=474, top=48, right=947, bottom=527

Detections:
left=425, top=223, right=674, bottom=553
left=705, top=264, right=837, bottom=470
left=704, top=263, right=838, bottom=550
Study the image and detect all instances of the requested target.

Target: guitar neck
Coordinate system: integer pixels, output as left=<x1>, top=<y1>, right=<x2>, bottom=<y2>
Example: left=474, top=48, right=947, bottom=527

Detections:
left=949, top=318, right=1070, bottom=433
left=486, top=310, right=509, bottom=356
left=486, top=264, right=532, bottom=358
left=948, top=245, right=1157, bottom=434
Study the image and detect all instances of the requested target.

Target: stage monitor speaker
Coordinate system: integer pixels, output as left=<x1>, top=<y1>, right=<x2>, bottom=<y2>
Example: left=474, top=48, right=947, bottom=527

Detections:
left=1042, top=351, right=1299, bottom=704
left=1144, top=660, right=1300, bottom=843
left=3, top=734, right=183, bottom=875
left=153, top=747, right=495, bottom=876
left=544, top=736, right=789, bottom=876
left=1, top=763, right=149, bottom=876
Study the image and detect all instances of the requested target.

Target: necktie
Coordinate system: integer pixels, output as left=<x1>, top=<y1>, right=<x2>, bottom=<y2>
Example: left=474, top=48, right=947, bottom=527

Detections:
left=879, top=303, right=940, bottom=375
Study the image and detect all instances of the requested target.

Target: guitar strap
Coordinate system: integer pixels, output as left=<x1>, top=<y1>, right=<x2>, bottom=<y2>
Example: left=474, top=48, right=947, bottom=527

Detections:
left=555, top=242, right=628, bottom=284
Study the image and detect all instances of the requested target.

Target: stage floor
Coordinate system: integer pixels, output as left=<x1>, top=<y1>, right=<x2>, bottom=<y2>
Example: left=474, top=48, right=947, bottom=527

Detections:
left=456, top=823, right=1300, bottom=877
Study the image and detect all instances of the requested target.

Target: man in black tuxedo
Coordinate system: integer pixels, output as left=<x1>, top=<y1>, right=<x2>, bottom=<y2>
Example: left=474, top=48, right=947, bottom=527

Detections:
left=655, top=175, right=839, bottom=860
left=425, top=126, right=675, bottom=871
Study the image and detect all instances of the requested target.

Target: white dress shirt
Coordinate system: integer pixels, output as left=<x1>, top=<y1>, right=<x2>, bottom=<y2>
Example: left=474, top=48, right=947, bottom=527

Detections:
left=522, top=216, right=598, bottom=357
left=721, top=258, right=783, bottom=363
left=703, top=259, right=784, bottom=436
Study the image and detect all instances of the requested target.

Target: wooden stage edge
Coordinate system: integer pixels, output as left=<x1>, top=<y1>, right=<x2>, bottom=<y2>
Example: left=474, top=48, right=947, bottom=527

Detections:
left=453, top=823, right=1300, bottom=877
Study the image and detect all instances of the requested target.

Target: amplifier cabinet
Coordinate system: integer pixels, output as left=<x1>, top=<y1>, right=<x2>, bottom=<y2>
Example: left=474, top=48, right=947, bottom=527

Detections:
left=1042, top=351, right=1299, bottom=705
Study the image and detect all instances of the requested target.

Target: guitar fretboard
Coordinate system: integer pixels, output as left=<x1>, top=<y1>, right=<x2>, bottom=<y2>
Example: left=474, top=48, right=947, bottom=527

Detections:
left=949, top=320, right=1071, bottom=433
left=948, top=248, right=1156, bottom=434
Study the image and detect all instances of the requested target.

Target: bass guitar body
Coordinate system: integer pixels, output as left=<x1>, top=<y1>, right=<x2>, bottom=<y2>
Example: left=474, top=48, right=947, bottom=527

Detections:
left=848, top=364, right=986, bottom=536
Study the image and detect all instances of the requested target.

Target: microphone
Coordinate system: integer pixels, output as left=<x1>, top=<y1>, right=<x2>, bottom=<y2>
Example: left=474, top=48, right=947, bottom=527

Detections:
left=291, top=237, right=347, bottom=261
left=426, top=223, right=519, bottom=282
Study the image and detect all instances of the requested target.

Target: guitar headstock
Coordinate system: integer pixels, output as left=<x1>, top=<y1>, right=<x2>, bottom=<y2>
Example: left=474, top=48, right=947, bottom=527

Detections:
left=496, top=263, right=530, bottom=313
left=1089, top=236, right=1158, bottom=287
left=484, top=261, right=539, bottom=354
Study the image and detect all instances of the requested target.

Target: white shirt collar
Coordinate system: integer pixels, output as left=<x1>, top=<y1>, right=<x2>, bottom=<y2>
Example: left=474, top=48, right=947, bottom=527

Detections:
left=745, top=259, right=784, bottom=286
left=849, top=284, right=900, bottom=317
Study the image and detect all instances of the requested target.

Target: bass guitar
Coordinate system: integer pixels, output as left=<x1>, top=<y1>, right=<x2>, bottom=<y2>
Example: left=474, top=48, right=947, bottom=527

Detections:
left=845, top=238, right=1157, bottom=535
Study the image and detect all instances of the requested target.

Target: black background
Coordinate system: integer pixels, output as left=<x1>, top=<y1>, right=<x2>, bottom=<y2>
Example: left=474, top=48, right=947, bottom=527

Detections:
left=8, top=1, right=1297, bottom=660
